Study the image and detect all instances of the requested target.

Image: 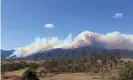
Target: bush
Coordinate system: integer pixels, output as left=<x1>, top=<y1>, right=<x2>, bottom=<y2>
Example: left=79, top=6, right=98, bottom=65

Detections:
left=1, top=62, right=27, bottom=72
left=27, top=63, right=39, bottom=70
left=21, top=69, right=39, bottom=80
left=107, top=62, right=133, bottom=80
left=119, top=62, right=133, bottom=80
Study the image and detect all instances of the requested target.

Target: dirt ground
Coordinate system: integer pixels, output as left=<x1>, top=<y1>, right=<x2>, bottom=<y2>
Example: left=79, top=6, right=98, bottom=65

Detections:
left=3, top=69, right=101, bottom=80
left=39, top=73, right=101, bottom=80
left=2, top=69, right=25, bottom=76
left=121, top=58, right=133, bottom=62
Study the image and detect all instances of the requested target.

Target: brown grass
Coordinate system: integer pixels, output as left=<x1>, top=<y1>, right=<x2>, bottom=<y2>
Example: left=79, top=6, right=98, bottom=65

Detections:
left=3, top=70, right=101, bottom=80
left=40, top=73, right=101, bottom=80
left=3, top=58, right=132, bottom=80
left=121, top=58, right=133, bottom=62
left=3, top=69, right=25, bottom=77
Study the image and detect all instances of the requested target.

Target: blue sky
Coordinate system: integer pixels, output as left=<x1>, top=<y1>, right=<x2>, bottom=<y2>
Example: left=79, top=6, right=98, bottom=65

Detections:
left=2, top=0, right=133, bottom=50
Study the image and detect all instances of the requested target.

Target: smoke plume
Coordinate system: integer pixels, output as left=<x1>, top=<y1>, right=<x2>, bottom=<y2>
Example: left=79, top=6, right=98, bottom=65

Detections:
left=9, top=31, right=133, bottom=57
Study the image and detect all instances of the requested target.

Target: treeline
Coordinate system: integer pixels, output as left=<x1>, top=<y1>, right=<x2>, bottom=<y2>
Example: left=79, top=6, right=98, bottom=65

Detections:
left=1, top=61, right=39, bottom=72
left=1, top=53, right=121, bottom=73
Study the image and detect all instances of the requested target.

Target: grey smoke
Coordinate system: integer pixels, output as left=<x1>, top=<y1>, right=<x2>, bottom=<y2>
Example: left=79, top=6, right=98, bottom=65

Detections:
left=8, top=31, right=133, bottom=58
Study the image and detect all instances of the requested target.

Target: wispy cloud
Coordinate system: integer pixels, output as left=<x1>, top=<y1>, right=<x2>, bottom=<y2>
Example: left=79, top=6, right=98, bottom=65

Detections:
left=113, top=13, right=123, bottom=18
left=44, top=24, right=54, bottom=28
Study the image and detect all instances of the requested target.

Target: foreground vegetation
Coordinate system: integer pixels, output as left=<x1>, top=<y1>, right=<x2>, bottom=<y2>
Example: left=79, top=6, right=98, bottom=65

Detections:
left=1, top=53, right=133, bottom=80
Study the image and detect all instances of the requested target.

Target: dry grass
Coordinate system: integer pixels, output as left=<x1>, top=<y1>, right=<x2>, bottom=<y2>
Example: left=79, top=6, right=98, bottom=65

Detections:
left=3, top=58, right=132, bottom=80
left=40, top=73, right=101, bottom=80
left=121, top=58, right=133, bottom=62
left=3, top=69, right=25, bottom=77
left=3, top=70, right=101, bottom=80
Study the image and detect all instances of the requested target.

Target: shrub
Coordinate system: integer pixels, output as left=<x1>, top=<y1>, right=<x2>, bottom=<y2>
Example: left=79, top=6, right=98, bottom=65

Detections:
left=119, top=62, right=133, bottom=80
left=107, top=62, right=133, bottom=80
left=21, top=69, right=39, bottom=80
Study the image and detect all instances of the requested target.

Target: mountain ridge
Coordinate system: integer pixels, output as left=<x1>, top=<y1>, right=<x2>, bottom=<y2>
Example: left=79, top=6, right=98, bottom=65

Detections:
left=1, top=46, right=133, bottom=60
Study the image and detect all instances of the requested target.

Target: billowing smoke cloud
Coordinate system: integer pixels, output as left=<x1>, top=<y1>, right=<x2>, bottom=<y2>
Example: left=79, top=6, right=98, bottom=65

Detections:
left=8, top=31, right=133, bottom=58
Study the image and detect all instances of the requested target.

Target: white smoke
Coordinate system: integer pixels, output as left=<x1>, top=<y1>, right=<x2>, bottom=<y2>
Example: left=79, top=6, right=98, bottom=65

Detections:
left=9, top=31, right=133, bottom=58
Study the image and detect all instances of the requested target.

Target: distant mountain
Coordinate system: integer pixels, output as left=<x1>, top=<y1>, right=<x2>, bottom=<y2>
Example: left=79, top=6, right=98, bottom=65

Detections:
left=1, top=46, right=133, bottom=60
left=1, top=49, right=15, bottom=59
